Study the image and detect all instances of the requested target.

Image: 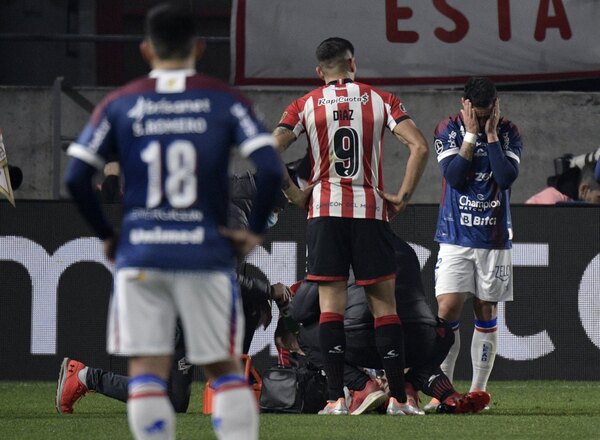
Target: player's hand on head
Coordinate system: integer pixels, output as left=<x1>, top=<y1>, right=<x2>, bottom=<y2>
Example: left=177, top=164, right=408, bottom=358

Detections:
left=460, top=98, right=479, bottom=134
left=485, top=98, right=500, bottom=136
left=220, top=227, right=263, bottom=258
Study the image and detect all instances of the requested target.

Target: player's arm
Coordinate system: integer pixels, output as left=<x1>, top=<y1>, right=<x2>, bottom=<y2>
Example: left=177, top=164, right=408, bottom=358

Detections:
left=486, top=140, right=519, bottom=190
left=64, top=158, right=116, bottom=257
left=439, top=100, right=480, bottom=189
left=225, top=99, right=284, bottom=255
left=379, top=119, right=429, bottom=214
left=273, top=126, right=313, bottom=209
left=273, top=125, right=297, bottom=153
left=237, top=268, right=291, bottom=306
left=484, top=99, right=520, bottom=190
left=439, top=150, right=473, bottom=190
left=65, top=112, right=117, bottom=260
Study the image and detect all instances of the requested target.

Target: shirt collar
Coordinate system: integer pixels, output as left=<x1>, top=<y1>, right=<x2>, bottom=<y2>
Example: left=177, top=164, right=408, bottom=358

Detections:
left=149, top=68, right=196, bottom=78
left=327, top=78, right=353, bottom=86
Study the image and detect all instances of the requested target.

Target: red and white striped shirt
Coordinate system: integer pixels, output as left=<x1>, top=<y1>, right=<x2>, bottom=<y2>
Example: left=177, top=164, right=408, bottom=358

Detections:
left=279, top=78, right=410, bottom=220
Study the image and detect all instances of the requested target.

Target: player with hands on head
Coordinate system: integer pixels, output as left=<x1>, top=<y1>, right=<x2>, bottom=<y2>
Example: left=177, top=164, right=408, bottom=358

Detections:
left=273, top=36, right=428, bottom=416
left=64, top=3, right=282, bottom=440
left=427, top=76, right=522, bottom=412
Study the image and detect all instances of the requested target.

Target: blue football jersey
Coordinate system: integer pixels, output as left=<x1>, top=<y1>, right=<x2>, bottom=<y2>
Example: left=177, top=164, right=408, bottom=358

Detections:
left=68, top=69, right=276, bottom=270
left=434, top=114, right=523, bottom=249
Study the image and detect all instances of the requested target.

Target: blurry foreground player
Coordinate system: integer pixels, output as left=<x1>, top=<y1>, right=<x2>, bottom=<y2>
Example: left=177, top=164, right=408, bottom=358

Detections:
left=64, top=4, right=282, bottom=440
left=57, top=173, right=290, bottom=415
left=277, top=233, right=490, bottom=415
left=429, top=77, right=522, bottom=411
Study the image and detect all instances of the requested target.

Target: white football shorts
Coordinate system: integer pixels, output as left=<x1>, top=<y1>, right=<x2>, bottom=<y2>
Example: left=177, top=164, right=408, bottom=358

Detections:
left=107, top=268, right=244, bottom=365
left=434, top=243, right=513, bottom=302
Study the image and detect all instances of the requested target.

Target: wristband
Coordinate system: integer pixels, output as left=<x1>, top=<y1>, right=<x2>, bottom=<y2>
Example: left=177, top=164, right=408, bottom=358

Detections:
left=463, top=132, right=477, bottom=145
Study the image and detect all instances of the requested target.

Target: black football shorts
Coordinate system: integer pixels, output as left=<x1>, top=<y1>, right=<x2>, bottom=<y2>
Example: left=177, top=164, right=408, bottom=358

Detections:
left=306, top=217, right=396, bottom=285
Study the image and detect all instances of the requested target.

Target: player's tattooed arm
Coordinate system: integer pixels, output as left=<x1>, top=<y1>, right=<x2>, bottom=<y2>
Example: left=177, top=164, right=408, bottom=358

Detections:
left=272, top=126, right=296, bottom=153
left=380, top=119, right=428, bottom=216
left=272, top=126, right=296, bottom=191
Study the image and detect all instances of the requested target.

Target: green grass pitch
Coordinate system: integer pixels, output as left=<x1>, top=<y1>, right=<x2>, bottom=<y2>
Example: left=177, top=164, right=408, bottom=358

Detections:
left=1, top=381, right=599, bottom=439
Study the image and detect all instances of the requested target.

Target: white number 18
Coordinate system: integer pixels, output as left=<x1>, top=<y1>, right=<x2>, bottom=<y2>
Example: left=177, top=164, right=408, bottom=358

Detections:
left=140, top=140, right=197, bottom=208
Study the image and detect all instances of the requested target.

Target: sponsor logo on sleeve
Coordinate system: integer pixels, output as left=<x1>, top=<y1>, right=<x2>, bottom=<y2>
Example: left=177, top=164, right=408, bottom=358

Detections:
left=435, top=139, right=444, bottom=155
left=502, top=131, right=511, bottom=150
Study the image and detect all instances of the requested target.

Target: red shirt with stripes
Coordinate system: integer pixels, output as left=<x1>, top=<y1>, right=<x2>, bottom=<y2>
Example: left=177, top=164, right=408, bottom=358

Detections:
left=279, top=78, right=410, bottom=220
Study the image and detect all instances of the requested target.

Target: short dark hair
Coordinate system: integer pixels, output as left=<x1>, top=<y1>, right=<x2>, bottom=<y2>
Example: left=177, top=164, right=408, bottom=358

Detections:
left=145, top=3, right=197, bottom=60
left=463, top=77, right=497, bottom=108
left=315, top=37, right=354, bottom=66
left=581, top=161, right=600, bottom=189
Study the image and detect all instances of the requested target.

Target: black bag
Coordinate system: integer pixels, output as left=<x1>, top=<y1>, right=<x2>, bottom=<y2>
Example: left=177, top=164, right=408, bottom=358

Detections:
left=259, top=364, right=328, bottom=413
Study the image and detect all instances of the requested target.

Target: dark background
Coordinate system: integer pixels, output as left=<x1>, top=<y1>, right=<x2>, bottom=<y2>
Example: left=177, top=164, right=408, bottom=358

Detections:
left=0, top=201, right=598, bottom=381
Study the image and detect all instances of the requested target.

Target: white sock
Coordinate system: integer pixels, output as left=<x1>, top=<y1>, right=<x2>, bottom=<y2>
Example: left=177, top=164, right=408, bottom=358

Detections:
left=77, top=367, right=88, bottom=387
left=212, top=375, right=258, bottom=440
left=440, top=324, right=461, bottom=383
left=127, top=375, right=175, bottom=440
left=470, top=319, right=498, bottom=392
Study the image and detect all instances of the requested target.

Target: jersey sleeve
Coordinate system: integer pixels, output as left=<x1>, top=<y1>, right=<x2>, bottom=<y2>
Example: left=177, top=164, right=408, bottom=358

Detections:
left=67, top=97, right=118, bottom=169
left=500, top=120, right=523, bottom=164
left=383, top=92, right=410, bottom=132
left=434, top=118, right=461, bottom=163
left=277, top=99, right=305, bottom=138
left=229, top=100, right=276, bottom=158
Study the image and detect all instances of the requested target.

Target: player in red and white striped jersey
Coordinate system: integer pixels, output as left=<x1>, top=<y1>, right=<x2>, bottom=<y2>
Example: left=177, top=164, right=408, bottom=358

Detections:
left=273, top=37, right=428, bottom=415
